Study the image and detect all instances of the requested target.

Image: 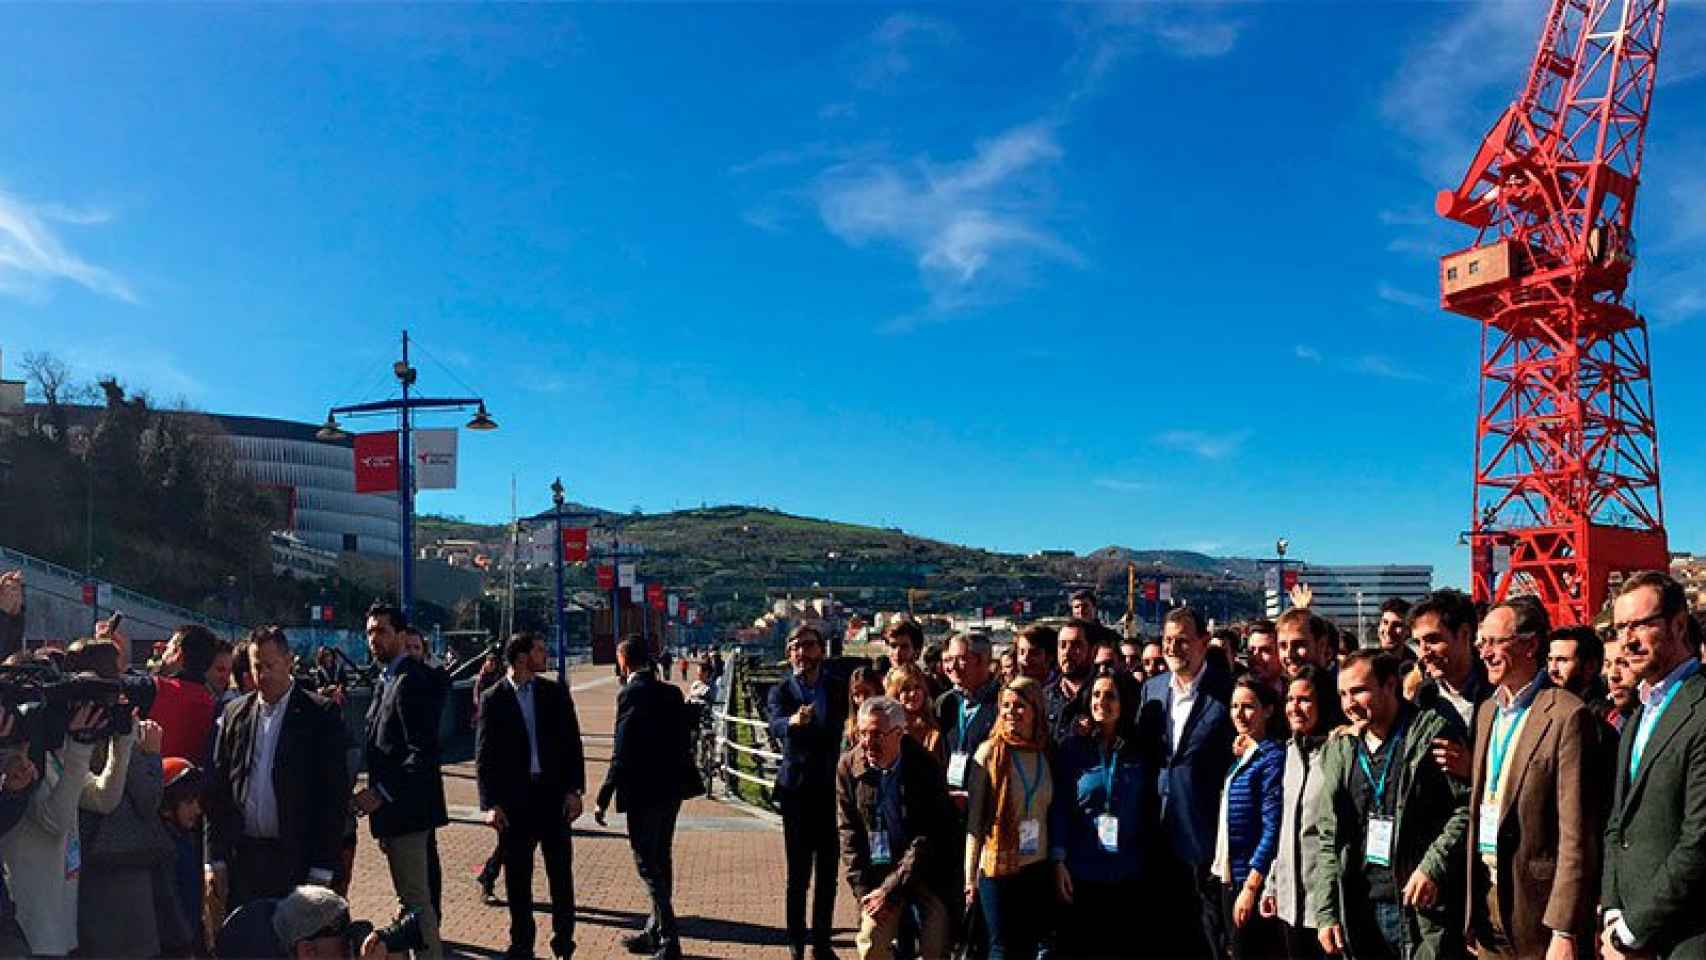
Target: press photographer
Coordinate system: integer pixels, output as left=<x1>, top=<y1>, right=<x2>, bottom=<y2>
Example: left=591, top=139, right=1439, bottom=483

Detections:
left=215, top=884, right=425, bottom=959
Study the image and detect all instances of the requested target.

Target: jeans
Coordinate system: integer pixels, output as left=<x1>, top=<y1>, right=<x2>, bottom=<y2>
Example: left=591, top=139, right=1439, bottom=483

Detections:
left=1367, top=900, right=1404, bottom=960
left=976, top=862, right=1052, bottom=960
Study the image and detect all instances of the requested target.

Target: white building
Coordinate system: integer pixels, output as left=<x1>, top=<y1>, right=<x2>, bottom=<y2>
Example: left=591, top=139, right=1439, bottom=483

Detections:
left=1264, top=564, right=1434, bottom=643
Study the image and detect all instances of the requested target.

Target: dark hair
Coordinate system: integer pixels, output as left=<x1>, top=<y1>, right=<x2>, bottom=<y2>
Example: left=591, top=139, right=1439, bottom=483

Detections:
left=1285, top=664, right=1341, bottom=736
left=1204, top=643, right=1231, bottom=675
left=1061, top=618, right=1099, bottom=644
left=787, top=624, right=825, bottom=648
left=1165, top=606, right=1205, bottom=637
left=246, top=625, right=292, bottom=660
left=1246, top=619, right=1277, bottom=641
left=1617, top=571, right=1699, bottom=652
left=505, top=631, right=540, bottom=666
left=1233, top=675, right=1279, bottom=712
left=1408, top=588, right=1478, bottom=637
left=1017, top=624, right=1057, bottom=659
left=883, top=619, right=924, bottom=649
left=617, top=636, right=653, bottom=670
left=1275, top=608, right=1328, bottom=643
left=232, top=643, right=253, bottom=687
left=366, top=602, right=408, bottom=633
left=1379, top=596, right=1412, bottom=618
left=1549, top=625, right=1603, bottom=670
left=1070, top=588, right=1097, bottom=605
left=1340, top=649, right=1403, bottom=686
left=1089, top=665, right=1128, bottom=716
left=921, top=642, right=943, bottom=665
left=172, top=624, right=220, bottom=677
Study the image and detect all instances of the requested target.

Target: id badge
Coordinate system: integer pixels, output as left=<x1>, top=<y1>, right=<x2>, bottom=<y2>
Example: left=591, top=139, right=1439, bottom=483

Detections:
left=947, top=752, right=970, bottom=789
left=1365, top=816, right=1394, bottom=867
left=64, top=831, right=80, bottom=880
left=870, top=830, right=892, bottom=866
left=1018, top=818, right=1041, bottom=856
left=1477, top=801, right=1500, bottom=856
left=1095, top=814, right=1120, bottom=853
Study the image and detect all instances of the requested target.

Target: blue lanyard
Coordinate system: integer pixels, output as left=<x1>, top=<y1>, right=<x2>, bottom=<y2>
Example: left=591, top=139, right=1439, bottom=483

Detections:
left=1099, top=745, right=1118, bottom=814
left=1012, top=751, right=1043, bottom=817
left=1633, top=662, right=1698, bottom=775
left=958, top=695, right=982, bottom=747
left=1486, top=704, right=1529, bottom=792
left=1356, top=716, right=1409, bottom=808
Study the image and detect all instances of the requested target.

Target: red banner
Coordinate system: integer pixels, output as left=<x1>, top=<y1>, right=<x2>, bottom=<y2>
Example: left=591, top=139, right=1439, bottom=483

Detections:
left=1011, top=599, right=1025, bottom=616
left=596, top=565, right=616, bottom=591
left=982, top=604, right=994, bottom=618
left=1143, top=581, right=1160, bottom=602
left=321, top=604, right=335, bottom=623
left=1283, top=569, right=1300, bottom=590
left=562, top=527, right=588, bottom=563
left=647, top=582, right=666, bottom=611
left=353, top=432, right=400, bottom=493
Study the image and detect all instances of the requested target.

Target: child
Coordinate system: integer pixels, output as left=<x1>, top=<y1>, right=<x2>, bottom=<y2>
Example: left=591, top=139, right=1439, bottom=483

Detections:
left=156, top=758, right=205, bottom=957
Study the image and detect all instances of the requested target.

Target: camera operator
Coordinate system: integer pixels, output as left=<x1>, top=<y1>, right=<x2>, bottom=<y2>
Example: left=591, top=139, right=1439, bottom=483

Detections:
left=0, top=713, right=40, bottom=956
left=0, top=572, right=24, bottom=662
left=218, top=884, right=421, bottom=959
left=0, top=696, right=104, bottom=956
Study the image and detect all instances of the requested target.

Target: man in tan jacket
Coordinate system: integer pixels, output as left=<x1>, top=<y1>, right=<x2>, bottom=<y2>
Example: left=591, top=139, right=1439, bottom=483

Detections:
left=1465, top=596, right=1601, bottom=959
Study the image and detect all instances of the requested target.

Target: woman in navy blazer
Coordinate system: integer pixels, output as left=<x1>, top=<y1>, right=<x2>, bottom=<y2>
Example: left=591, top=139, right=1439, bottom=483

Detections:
left=1217, top=676, right=1286, bottom=960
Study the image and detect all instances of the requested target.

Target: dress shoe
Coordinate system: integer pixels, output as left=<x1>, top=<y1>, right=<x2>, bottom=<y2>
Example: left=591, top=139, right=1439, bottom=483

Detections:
left=651, top=944, right=683, bottom=960
left=478, top=879, right=500, bottom=906
left=622, top=932, right=659, bottom=955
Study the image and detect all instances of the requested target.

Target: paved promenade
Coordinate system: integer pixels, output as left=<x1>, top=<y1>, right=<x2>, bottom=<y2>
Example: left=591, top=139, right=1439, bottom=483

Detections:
left=346, top=664, right=860, bottom=958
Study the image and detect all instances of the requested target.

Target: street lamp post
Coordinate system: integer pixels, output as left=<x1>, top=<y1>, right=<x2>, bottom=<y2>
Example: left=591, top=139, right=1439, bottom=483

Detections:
left=317, top=330, right=497, bottom=619
left=551, top=478, right=568, bottom=680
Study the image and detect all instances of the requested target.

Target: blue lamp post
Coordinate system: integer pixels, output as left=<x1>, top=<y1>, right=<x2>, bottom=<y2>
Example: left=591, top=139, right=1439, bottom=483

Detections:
left=551, top=477, right=568, bottom=679
left=316, top=330, right=497, bottom=619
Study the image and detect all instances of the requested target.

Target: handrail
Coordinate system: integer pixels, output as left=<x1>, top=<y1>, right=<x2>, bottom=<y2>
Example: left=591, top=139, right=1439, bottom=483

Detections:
left=1, top=543, right=241, bottom=635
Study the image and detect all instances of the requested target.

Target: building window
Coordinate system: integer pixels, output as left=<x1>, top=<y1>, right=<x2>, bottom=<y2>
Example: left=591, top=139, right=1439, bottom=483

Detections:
left=1468, top=260, right=1480, bottom=275
left=1446, top=267, right=1458, bottom=281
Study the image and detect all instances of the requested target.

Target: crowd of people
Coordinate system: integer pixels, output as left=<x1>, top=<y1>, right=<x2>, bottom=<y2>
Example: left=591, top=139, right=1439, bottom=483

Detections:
left=767, top=575, right=1706, bottom=960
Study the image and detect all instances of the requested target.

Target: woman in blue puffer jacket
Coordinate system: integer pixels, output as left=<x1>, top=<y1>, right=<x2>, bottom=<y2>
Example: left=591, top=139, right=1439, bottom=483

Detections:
left=1216, top=676, right=1286, bottom=960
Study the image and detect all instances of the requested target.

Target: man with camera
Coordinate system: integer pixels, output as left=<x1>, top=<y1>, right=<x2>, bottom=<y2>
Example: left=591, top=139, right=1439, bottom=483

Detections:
left=216, top=883, right=422, bottom=959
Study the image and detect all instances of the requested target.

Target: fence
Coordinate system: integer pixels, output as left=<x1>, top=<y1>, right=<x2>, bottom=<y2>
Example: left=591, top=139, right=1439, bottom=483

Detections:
left=705, top=648, right=784, bottom=808
left=1, top=543, right=241, bottom=651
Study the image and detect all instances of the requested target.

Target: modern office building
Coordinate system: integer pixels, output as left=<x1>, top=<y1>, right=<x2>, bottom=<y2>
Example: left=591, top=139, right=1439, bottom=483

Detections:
left=1264, top=564, right=1434, bottom=642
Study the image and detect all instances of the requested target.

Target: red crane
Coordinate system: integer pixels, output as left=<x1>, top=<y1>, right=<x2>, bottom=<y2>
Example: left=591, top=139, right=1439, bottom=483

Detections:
left=1436, top=0, right=1670, bottom=626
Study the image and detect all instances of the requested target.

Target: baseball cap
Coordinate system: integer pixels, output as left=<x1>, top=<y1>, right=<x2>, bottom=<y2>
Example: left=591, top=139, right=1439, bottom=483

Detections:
left=271, top=885, right=350, bottom=947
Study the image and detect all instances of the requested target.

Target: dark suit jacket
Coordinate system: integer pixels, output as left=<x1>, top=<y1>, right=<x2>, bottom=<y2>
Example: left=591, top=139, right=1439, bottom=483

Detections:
left=364, top=656, right=449, bottom=838
left=1139, top=661, right=1233, bottom=866
left=835, top=737, right=959, bottom=902
left=205, top=685, right=349, bottom=880
left=1465, top=683, right=1601, bottom=957
left=767, top=669, right=849, bottom=794
left=598, top=670, right=700, bottom=813
left=1603, top=668, right=1706, bottom=957
left=933, top=681, right=999, bottom=760
left=476, top=674, right=587, bottom=814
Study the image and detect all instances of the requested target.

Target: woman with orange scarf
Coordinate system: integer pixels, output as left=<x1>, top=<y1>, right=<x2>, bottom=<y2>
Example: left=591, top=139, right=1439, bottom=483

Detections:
left=964, top=676, right=1053, bottom=960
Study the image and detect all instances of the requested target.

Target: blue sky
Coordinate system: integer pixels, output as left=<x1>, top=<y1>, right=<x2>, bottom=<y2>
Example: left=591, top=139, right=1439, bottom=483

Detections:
left=6, top=2, right=1706, bottom=588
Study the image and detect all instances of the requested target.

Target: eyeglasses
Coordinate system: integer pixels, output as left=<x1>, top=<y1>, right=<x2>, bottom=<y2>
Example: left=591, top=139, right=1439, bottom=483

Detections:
left=1611, top=611, right=1669, bottom=637
left=1475, top=633, right=1532, bottom=649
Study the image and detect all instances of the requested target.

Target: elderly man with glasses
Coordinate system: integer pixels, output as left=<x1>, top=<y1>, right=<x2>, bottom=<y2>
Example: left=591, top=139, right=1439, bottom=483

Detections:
left=835, top=696, right=959, bottom=960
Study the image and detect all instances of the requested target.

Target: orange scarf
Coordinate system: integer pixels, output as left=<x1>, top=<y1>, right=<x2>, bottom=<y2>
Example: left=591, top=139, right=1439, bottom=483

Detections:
left=982, top=678, right=1048, bottom=877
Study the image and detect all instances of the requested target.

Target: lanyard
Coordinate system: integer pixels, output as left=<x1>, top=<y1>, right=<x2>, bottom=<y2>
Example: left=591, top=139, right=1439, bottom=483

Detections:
left=1012, top=751, right=1043, bottom=817
left=1633, top=662, right=1698, bottom=775
left=959, top=695, right=982, bottom=747
left=1356, top=715, right=1409, bottom=808
left=1099, top=745, right=1119, bottom=814
left=1486, top=704, right=1529, bottom=793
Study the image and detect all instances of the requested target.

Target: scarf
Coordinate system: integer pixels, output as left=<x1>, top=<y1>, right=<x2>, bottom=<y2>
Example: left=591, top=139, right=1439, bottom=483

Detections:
left=982, top=678, right=1048, bottom=877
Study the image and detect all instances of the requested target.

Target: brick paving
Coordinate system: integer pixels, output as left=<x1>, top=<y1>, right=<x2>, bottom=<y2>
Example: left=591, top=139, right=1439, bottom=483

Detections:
left=346, top=665, right=859, bottom=959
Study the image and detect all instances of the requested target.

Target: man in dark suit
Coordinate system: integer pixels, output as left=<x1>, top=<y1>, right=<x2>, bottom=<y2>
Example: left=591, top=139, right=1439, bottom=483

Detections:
left=1140, top=605, right=1234, bottom=959
left=204, top=626, right=348, bottom=910
left=354, top=604, right=449, bottom=958
left=477, top=630, right=587, bottom=960
left=596, top=637, right=702, bottom=960
left=767, top=623, right=849, bottom=960
left=1465, top=597, right=1601, bottom=958
left=1602, top=571, right=1706, bottom=960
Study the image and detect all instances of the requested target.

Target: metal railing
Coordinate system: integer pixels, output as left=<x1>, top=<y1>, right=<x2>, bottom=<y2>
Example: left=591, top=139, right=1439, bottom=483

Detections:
left=700, top=649, right=784, bottom=807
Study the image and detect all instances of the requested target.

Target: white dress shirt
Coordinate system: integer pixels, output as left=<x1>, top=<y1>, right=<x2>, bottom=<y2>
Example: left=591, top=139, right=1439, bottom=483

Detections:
left=1170, top=669, right=1204, bottom=754
left=511, top=675, right=542, bottom=776
left=244, top=683, right=293, bottom=840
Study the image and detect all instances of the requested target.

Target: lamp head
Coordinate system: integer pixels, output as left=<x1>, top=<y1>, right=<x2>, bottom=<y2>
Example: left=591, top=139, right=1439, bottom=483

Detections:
left=550, top=477, right=565, bottom=506
left=316, top=413, right=349, bottom=441
left=466, top=403, right=498, bottom=431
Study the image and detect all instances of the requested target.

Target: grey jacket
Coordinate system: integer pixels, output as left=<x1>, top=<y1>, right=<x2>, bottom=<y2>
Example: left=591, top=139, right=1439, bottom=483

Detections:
left=1266, top=737, right=1326, bottom=929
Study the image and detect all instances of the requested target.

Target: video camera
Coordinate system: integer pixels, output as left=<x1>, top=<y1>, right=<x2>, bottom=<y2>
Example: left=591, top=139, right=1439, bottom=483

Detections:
left=0, top=660, right=157, bottom=754
left=341, top=910, right=426, bottom=956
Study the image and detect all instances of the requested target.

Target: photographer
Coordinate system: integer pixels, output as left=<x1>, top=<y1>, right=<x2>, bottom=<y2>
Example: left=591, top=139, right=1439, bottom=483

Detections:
left=0, top=713, right=40, bottom=957
left=217, top=884, right=419, bottom=959
left=0, top=697, right=104, bottom=956
left=72, top=638, right=173, bottom=958
left=0, top=572, right=23, bottom=662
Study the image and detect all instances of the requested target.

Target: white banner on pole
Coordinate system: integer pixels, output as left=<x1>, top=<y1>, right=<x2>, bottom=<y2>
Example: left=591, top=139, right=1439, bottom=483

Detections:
left=618, top=563, right=637, bottom=588
left=1159, top=581, right=1173, bottom=603
left=667, top=594, right=679, bottom=617
left=630, top=583, right=644, bottom=603
left=412, top=429, right=459, bottom=490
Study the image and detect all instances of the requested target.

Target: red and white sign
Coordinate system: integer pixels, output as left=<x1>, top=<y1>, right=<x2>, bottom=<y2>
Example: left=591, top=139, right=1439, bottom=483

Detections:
left=647, top=582, right=666, bottom=611
left=596, top=565, right=616, bottom=591
left=1283, top=569, right=1300, bottom=590
left=1142, top=581, right=1159, bottom=602
left=353, top=432, right=400, bottom=493
left=411, top=428, right=458, bottom=490
left=562, top=528, right=589, bottom=563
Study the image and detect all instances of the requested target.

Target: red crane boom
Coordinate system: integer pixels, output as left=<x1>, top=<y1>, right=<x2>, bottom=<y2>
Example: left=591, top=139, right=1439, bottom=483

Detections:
left=1436, top=0, right=1670, bottom=625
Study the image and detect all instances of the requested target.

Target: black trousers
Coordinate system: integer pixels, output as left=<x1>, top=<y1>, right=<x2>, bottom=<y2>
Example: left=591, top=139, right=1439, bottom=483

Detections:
left=230, top=837, right=296, bottom=909
left=1055, top=877, right=1141, bottom=959
left=428, top=828, right=443, bottom=921
left=778, top=784, right=839, bottom=951
left=478, top=835, right=505, bottom=886
left=502, top=782, right=576, bottom=957
left=1222, top=883, right=1285, bottom=960
left=626, top=800, right=683, bottom=947
left=1151, top=850, right=1224, bottom=959
left=1280, top=921, right=1324, bottom=960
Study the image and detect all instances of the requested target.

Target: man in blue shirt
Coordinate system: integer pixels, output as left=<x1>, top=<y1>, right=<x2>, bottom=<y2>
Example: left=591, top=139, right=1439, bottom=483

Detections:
left=769, top=624, right=848, bottom=960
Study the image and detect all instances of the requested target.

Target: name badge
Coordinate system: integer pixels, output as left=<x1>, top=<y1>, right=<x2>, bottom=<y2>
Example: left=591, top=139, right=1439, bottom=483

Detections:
left=947, top=752, right=970, bottom=789
left=870, top=830, right=892, bottom=865
left=1095, top=814, right=1120, bottom=853
left=1365, top=816, right=1394, bottom=867
left=65, top=831, right=81, bottom=880
left=1018, top=818, right=1041, bottom=856
left=1477, top=801, right=1500, bottom=856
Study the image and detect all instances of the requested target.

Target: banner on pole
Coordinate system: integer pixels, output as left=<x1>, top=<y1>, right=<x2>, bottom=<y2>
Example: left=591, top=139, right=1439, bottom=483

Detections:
left=411, top=429, right=458, bottom=490
left=667, top=593, right=679, bottom=617
left=630, top=583, right=644, bottom=604
left=1143, top=581, right=1159, bottom=602
left=596, top=565, right=615, bottom=591
left=1159, top=581, right=1173, bottom=603
left=647, top=582, right=665, bottom=611
left=562, top=528, right=589, bottom=563
left=353, top=432, right=400, bottom=493
left=618, top=563, right=637, bottom=588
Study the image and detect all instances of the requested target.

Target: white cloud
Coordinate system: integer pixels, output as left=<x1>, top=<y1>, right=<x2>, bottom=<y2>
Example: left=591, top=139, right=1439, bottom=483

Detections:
left=1294, top=344, right=1322, bottom=362
left=856, top=13, right=956, bottom=90
left=1094, top=477, right=1150, bottom=493
left=1351, top=355, right=1428, bottom=383
left=1065, top=3, right=1246, bottom=100
left=814, top=122, right=1079, bottom=311
left=0, top=189, right=135, bottom=304
left=1377, top=282, right=1432, bottom=310
left=1156, top=429, right=1251, bottom=461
